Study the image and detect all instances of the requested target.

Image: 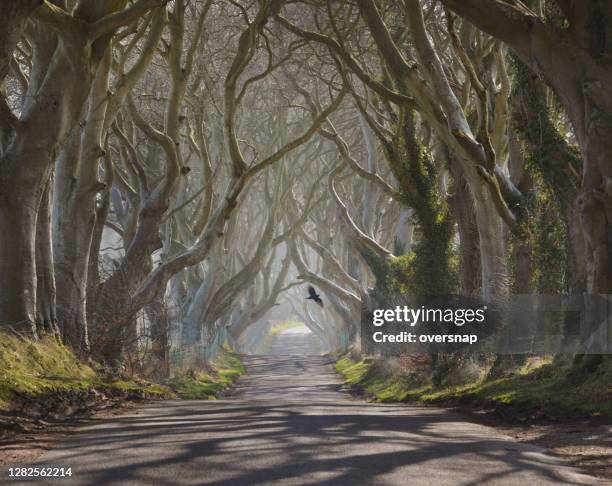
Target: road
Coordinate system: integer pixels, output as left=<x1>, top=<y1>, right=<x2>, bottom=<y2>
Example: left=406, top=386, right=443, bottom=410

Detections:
left=17, top=329, right=598, bottom=485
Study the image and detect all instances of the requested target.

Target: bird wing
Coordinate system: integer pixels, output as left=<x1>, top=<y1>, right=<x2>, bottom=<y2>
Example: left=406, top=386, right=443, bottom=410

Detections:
left=308, top=285, right=317, bottom=297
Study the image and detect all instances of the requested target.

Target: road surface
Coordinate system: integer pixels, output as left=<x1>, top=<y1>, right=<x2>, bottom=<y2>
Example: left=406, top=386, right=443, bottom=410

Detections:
left=15, top=330, right=598, bottom=485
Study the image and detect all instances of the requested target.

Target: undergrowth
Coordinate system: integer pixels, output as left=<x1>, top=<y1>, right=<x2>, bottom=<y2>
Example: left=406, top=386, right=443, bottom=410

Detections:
left=166, top=345, right=245, bottom=399
left=336, top=354, right=612, bottom=419
left=0, top=333, right=247, bottom=412
left=0, top=333, right=172, bottom=411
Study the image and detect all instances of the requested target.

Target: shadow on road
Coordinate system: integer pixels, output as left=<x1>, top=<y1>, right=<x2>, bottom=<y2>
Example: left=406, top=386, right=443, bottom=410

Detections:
left=27, top=331, right=598, bottom=485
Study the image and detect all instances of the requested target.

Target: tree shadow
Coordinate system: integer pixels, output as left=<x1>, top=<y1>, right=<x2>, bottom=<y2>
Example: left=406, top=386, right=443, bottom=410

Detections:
left=26, top=399, right=594, bottom=485
left=19, top=354, right=598, bottom=485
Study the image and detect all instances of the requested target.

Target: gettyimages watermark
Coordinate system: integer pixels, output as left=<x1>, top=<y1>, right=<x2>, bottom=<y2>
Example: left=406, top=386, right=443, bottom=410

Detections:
left=360, top=294, right=612, bottom=356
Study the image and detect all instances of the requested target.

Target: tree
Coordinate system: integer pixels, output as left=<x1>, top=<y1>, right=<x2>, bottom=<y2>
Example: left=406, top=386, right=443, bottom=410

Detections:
left=441, top=0, right=612, bottom=293
left=276, top=0, right=518, bottom=299
left=0, top=0, right=167, bottom=335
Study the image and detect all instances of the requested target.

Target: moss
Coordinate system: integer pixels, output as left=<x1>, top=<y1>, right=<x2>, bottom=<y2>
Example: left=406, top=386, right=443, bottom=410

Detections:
left=421, top=362, right=612, bottom=418
left=374, top=107, right=457, bottom=301
left=335, top=356, right=427, bottom=403
left=166, top=345, right=245, bottom=399
left=0, top=333, right=173, bottom=411
left=0, top=333, right=246, bottom=410
left=105, top=379, right=172, bottom=397
left=336, top=354, right=612, bottom=419
left=0, top=334, right=94, bottom=410
left=387, top=240, right=458, bottom=299
left=507, top=54, right=580, bottom=295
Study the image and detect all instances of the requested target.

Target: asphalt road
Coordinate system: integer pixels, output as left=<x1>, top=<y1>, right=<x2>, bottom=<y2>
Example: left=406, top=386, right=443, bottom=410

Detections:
left=12, top=330, right=598, bottom=485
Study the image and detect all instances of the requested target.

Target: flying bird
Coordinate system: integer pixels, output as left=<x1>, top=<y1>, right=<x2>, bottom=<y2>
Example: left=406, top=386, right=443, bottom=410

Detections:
left=306, top=285, right=323, bottom=307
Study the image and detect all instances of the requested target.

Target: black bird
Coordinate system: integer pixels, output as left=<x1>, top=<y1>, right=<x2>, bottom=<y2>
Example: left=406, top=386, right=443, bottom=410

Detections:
left=306, top=285, right=323, bottom=307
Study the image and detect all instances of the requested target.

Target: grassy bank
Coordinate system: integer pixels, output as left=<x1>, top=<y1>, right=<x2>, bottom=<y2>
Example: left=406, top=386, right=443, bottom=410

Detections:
left=0, top=333, right=172, bottom=413
left=0, top=333, right=247, bottom=415
left=166, top=345, right=246, bottom=399
left=336, top=354, right=612, bottom=420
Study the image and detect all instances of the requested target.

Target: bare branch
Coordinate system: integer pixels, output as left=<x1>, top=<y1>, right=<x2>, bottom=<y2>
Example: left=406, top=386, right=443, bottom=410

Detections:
left=88, top=0, right=169, bottom=41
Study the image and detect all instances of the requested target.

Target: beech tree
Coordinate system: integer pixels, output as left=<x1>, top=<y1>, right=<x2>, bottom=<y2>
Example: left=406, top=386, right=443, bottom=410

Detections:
left=0, top=0, right=168, bottom=335
left=441, top=0, right=612, bottom=294
left=0, top=0, right=607, bottom=377
left=275, top=0, right=519, bottom=300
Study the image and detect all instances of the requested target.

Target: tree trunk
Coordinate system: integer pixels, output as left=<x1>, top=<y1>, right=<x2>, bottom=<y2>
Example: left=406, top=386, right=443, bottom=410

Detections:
left=53, top=132, right=94, bottom=354
left=395, top=209, right=414, bottom=254
left=0, top=152, right=49, bottom=335
left=441, top=0, right=612, bottom=294
left=449, top=158, right=481, bottom=296
left=146, top=296, right=171, bottom=378
left=0, top=2, right=132, bottom=336
left=181, top=279, right=210, bottom=346
left=512, top=241, right=533, bottom=294
left=472, top=193, right=507, bottom=300
left=36, top=174, right=58, bottom=335
left=567, top=204, right=588, bottom=294
left=412, top=211, right=456, bottom=299
left=54, top=51, right=111, bottom=355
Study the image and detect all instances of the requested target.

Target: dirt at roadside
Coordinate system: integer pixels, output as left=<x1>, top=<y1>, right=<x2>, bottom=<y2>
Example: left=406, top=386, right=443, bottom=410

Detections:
left=497, top=420, right=612, bottom=483
left=342, top=380, right=612, bottom=482
left=0, top=399, right=149, bottom=466
left=457, top=408, right=612, bottom=483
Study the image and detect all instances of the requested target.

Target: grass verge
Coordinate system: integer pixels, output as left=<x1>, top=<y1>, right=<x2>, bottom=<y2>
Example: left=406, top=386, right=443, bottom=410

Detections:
left=166, top=345, right=246, bottom=399
left=0, top=333, right=173, bottom=414
left=336, top=354, right=612, bottom=420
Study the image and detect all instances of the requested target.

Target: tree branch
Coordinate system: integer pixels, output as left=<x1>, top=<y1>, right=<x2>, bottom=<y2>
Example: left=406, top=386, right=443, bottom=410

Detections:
left=275, top=13, right=412, bottom=105
left=0, top=0, right=41, bottom=84
left=34, top=1, right=81, bottom=33
left=328, top=163, right=393, bottom=259
left=88, top=0, right=169, bottom=40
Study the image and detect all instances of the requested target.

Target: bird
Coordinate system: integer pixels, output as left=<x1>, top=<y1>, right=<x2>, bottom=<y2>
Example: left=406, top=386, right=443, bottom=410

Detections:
left=306, top=285, right=323, bottom=307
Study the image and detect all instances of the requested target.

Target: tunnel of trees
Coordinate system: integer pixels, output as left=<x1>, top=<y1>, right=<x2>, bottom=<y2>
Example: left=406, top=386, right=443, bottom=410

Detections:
left=0, top=0, right=610, bottom=382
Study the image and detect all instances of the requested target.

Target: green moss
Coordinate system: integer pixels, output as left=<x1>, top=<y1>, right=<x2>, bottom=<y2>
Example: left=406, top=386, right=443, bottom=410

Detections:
left=335, top=356, right=427, bottom=403
left=374, top=107, right=457, bottom=300
left=336, top=354, right=612, bottom=419
left=0, top=334, right=94, bottom=410
left=105, top=379, right=172, bottom=397
left=0, top=333, right=246, bottom=410
left=507, top=54, right=582, bottom=295
left=166, top=345, right=245, bottom=399
left=0, top=333, right=173, bottom=411
left=420, top=362, right=612, bottom=418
